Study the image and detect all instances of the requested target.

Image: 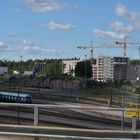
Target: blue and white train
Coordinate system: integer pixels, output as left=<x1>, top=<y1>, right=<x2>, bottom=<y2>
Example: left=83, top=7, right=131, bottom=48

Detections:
left=0, top=91, right=32, bottom=103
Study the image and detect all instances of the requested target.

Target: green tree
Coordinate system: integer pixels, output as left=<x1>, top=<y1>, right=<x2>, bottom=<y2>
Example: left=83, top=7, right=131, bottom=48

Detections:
left=130, top=60, right=140, bottom=65
left=40, top=60, right=62, bottom=78
left=75, top=61, right=93, bottom=78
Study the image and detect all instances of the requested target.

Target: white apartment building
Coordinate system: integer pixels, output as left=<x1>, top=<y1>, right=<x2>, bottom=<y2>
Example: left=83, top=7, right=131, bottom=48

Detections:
left=92, top=56, right=114, bottom=82
left=62, top=58, right=80, bottom=76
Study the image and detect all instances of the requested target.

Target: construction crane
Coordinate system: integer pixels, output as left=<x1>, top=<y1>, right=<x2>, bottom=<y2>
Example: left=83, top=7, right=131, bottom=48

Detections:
left=77, top=41, right=116, bottom=64
left=115, top=36, right=140, bottom=57
left=77, top=41, right=94, bottom=64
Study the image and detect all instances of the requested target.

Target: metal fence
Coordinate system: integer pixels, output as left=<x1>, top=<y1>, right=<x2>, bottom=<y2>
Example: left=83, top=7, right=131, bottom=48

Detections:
left=0, top=103, right=139, bottom=139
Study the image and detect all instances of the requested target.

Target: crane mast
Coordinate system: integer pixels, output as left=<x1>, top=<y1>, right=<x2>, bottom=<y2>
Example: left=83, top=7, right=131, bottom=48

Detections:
left=77, top=41, right=94, bottom=64
left=115, top=36, right=140, bottom=57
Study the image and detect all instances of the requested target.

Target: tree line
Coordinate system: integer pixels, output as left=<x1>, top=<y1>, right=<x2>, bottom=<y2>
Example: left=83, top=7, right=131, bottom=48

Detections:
left=1, top=58, right=139, bottom=79
left=0, top=59, right=94, bottom=79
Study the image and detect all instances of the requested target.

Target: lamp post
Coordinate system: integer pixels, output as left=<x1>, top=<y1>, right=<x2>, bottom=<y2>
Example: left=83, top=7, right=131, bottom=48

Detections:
left=17, top=91, right=20, bottom=125
left=85, top=55, right=87, bottom=88
left=137, top=46, right=140, bottom=108
left=20, top=55, right=22, bottom=74
left=137, top=46, right=140, bottom=126
left=137, top=70, right=140, bottom=127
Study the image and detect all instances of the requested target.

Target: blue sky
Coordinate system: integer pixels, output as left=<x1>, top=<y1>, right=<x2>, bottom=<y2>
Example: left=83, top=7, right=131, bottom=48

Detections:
left=0, top=0, right=140, bottom=61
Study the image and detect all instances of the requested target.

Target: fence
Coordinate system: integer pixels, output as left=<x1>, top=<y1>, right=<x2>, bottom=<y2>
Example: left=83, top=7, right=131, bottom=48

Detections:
left=0, top=103, right=139, bottom=139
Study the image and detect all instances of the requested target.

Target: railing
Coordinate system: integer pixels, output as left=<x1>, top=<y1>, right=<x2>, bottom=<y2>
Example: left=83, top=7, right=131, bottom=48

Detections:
left=0, top=103, right=139, bottom=139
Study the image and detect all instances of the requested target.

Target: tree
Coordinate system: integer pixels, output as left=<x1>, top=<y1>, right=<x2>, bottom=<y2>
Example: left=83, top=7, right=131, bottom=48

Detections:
left=130, top=59, right=140, bottom=65
left=75, top=61, right=93, bottom=78
left=40, top=60, right=62, bottom=78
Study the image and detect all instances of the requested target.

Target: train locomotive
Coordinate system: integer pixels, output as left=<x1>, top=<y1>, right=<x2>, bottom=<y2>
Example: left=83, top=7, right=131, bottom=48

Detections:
left=0, top=91, right=32, bottom=103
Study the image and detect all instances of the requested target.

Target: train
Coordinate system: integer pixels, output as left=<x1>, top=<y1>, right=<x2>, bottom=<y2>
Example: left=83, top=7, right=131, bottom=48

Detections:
left=0, top=91, right=32, bottom=103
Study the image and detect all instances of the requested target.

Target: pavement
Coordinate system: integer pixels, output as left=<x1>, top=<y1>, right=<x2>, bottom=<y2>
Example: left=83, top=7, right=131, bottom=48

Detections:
left=0, top=136, right=32, bottom=140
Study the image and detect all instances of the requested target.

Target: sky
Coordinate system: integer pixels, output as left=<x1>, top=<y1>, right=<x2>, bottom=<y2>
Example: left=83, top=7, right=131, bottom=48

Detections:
left=0, top=0, right=140, bottom=61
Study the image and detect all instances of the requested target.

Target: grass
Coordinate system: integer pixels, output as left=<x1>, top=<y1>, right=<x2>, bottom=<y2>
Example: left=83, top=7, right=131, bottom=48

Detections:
left=79, top=87, right=139, bottom=108
left=79, top=87, right=113, bottom=100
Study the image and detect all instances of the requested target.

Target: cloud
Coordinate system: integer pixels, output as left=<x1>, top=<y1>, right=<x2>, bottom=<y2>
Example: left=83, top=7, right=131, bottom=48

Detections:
left=109, top=21, right=134, bottom=32
left=20, top=39, right=56, bottom=55
left=20, top=40, right=40, bottom=53
left=116, top=4, right=140, bottom=20
left=8, top=32, right=20, bottom=37
left=0, top=41, right=15, bottom=52
left=93, top=29, right=126, bottom=39
left=26, top=0, right=61, bottom=12
left=0, top=42, right=8, bottom=49
left=41, top=21, right=75, bottom=30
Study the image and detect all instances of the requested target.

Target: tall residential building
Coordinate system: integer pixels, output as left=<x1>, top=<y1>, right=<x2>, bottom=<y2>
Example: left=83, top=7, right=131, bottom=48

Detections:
left=113, top=57, right=129, bottom=81
left=92, top=56, right=129, bottom=82
left=92, top=56, right=114, bottom=82
left=62, top=58, right=80, bottom=76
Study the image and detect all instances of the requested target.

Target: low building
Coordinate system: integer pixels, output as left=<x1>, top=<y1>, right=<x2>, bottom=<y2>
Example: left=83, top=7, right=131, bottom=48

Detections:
left=23, top=71, right=34, bottom=76
left=0, top=67, right=8, bottom=74
left=62, top=58, right=80, bottom=76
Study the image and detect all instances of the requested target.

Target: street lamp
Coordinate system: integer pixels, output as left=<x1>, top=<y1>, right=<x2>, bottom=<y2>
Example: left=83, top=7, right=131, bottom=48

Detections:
left=20, top=55, right=22, bottom=74
left=137, top=46, right=140, bottom=125
left=85, top=55, right=87, bottom=88
left=138, top=46, right=140, bottom=108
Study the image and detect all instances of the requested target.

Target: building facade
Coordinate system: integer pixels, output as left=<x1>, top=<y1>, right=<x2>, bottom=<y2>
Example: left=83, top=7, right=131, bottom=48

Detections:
left=0, top=67, right=8, bottom=74
left=127, top=65, right=140, bottom=81
left=113, top=57, right=129, bottom=81
left=62, top=58, right=80, bottom=76
left=92, top=56, right=129, bottom=82
left=92, top=56, right=114, bottom=82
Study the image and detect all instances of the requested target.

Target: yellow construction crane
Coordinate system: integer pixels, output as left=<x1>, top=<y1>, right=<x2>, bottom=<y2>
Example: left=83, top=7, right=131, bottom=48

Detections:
left=77, top=41, right=94, bottom=64
left=115, top=36, right=140, bottom=57
left=77, top=41, right=115, bottom=64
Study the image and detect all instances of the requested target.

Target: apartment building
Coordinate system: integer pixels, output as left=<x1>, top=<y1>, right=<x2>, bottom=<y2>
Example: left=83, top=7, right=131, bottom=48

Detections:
left=92, top=56, right=129, bottom=82
left=113, top=57, right=129, bottom=81
left=93, top=56, right=114, bottom=82
left=62, top=58, right=80, bottom=76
